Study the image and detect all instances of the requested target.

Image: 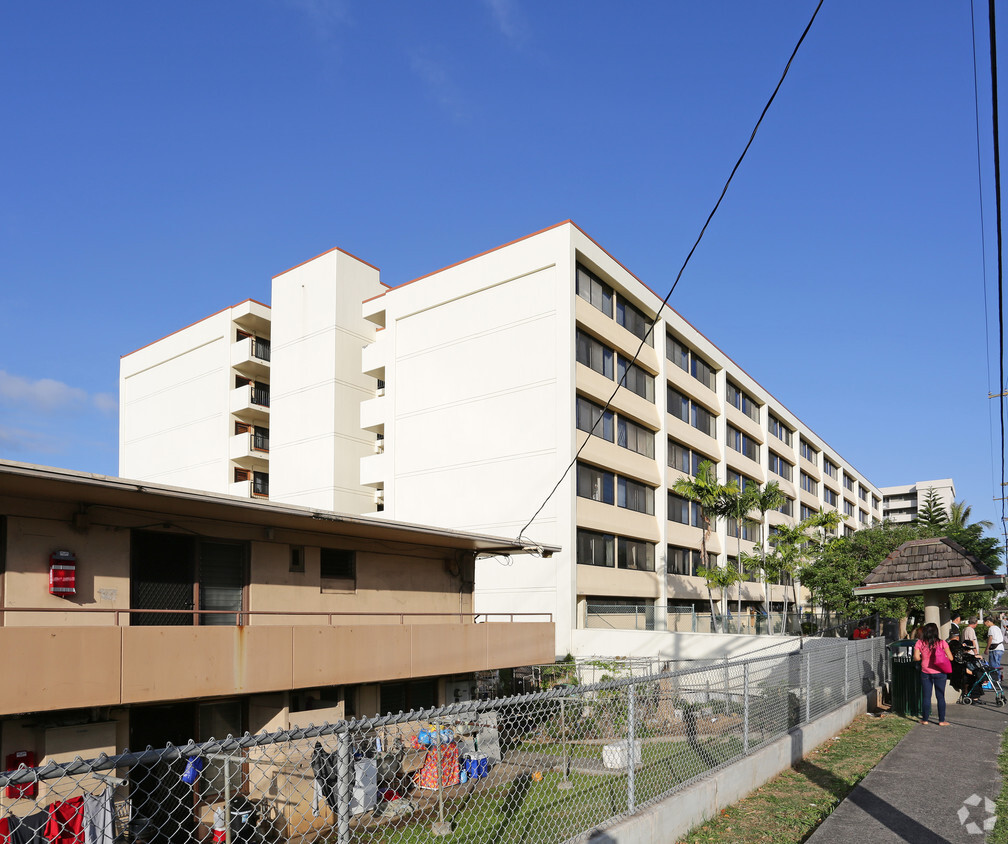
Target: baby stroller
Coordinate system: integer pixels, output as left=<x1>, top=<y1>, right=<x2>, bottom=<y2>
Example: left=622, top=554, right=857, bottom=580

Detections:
left=952, top=640, right=1007, bottom=706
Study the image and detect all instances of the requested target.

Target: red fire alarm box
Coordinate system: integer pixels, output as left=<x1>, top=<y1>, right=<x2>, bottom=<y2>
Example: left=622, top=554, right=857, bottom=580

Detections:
left=5, top=751, right=36, bottom=798
left=49, top=550, right=76, bottom=597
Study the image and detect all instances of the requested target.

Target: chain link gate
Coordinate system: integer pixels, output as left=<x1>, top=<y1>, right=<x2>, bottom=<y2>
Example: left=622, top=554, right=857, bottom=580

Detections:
left=0, top=638, right=884, bottom=844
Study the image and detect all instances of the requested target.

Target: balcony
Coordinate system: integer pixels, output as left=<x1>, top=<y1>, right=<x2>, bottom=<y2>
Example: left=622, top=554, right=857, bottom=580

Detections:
left=230, top=472, right=269, bottom=499
left=229, top=430, right=270, bottom=465
left=231, top=335, right=271, bottom=378
left=230, top=382, right=270, bottom=421
left=360, top=451, right=386, bottom=488
left=0, top=610, right=554, bottom=716
left=361, top=341, right=385, bottom=378
left=360, top=394, right=386, bottom=432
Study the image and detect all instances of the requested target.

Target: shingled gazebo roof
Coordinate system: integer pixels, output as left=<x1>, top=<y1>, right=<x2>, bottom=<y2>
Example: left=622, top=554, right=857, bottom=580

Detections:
left=853, top=537, right=1004, bottom=597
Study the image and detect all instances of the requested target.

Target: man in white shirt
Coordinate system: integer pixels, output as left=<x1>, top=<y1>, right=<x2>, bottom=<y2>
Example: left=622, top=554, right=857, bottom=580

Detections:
left=962, top=617, right=980, bottom=654
left=985, top=617, right=1004, bottom=680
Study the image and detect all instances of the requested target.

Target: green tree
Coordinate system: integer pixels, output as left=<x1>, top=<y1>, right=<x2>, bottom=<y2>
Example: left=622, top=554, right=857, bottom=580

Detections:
left=672, top=461, right=735, bottom=631
left=696, top=562, right=742, bottom=633
left=948, top=498, right=995, bottom=532
left=721, top=481, right=760, bottom=621
left=749, top=481, right=786, bottom=626
left=916, top=487, right=948, bottom=533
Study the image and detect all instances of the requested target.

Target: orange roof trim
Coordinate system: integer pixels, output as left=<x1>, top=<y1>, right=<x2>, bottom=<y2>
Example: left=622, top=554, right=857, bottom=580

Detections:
left=121, top=299, right=270, bottom=359
left=273, top=245, right=381, bottom=279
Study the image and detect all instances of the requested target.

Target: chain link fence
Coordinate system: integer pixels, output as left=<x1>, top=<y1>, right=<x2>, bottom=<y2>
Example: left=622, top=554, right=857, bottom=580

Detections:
left=0, top=638, right=885, bottom=844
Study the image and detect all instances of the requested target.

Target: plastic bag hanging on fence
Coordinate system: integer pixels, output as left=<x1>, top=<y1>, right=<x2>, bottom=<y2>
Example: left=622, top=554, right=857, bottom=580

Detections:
left=181, top=756, right=203, bottom=785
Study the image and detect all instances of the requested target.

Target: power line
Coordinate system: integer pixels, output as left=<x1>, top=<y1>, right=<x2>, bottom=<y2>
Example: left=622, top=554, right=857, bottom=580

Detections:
left=987, top=0, right=1007, bottom=565
left=518, top=0, right=826, bottom=543
left=972, top=0, right=1001, bottom=528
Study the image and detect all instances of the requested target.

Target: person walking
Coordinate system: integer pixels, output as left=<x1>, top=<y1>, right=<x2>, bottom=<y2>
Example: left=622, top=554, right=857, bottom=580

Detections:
left=914, top=622, right=953, bottom=726
left=985, top=617, right=1004, bottom=680
left=962, top=617, right=980, bottom=654
left=949, top=613, right=961, bottom=640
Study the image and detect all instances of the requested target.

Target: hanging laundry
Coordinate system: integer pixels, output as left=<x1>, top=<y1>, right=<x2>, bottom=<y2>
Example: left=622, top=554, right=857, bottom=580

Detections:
left=0, top=817, right=10, bottom=844
left=44, top=797, right=84, bottom=844
left=82, top=791, right=113, bottom=844
left=310, top=743, right=339, bottom=818
left=10, top=811, right=47, bottom=844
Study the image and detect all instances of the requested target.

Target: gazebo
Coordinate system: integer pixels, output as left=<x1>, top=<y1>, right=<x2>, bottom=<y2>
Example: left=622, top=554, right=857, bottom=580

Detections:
left=853, top=537, right=1005, bottom=638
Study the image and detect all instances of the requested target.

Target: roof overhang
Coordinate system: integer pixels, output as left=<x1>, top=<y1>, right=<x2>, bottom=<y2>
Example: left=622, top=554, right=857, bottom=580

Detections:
left=853, top=574, right=1006, bottom=597
left=0, top=460, right=560, bottom=558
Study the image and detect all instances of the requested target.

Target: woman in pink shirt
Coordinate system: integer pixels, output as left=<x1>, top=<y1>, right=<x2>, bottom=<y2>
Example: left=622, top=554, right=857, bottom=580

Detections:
left=914, top=622, right=954, bottom=725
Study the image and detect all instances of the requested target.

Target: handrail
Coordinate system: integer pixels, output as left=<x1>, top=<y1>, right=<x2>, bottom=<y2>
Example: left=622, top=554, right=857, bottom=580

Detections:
left=0, top=607, right=553, bottom=626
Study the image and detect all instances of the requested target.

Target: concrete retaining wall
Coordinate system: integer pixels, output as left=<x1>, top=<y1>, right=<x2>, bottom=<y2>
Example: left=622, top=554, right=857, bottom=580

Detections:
left=588, top=692, right=873, bottom=843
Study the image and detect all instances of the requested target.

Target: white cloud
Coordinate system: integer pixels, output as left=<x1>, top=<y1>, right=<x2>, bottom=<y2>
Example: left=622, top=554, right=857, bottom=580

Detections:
left=0, top=425, right=60, bottom=456
left=482, top=0, right=526, bottom=43
left=282, top=0, right=349, bottom=38
left=0, top=370, right=116, bottom=415
left=410, top=52, right=467, bottom=122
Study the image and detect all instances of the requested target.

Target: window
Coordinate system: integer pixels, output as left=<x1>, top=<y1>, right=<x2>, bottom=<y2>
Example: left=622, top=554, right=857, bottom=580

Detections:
left=618, top=538, right=655, bottom=571
left=778, top=497, right=794, bottom=516
left=726, top=469, right=758, bottom=491
left=667, top=386, right=716, bottom=437
left=253, top=426, right=269, bottom=452
left=576, top=330, right=614, bottom=378
left=858, top=485, right=868, bottom=502
left=768, top=452, right=793, bottom=481
left=691, top=403, right=716, bottom=437
left=859, top=509, right=868, bottom=524
left=666, top=335, right=715, bottom=389
left=320, top=548, right=355, bottom=581
left=234, top=467, right=250, bottom=483
left=616, top=356, right=655, bottom=401
left=252, top=471, right=269, bottom=497
left=668, top=493, right=702, bottom=527
left=768, top=413, right=793, bottom=446
left=576, top=264, right=613, bottom=317
left=823, top=458, right=838, bottom=480
left=726, top=381, right=760, bottom=422
left=668, top=546, right=702, bottom=577
left=799, top=439, right=818, bottom=464
left=289, top=546, right=305, bottom=574
left=576, top=462, right=614, bottom=504
left=873, top=496, right=881, bottom=511
left=727, top=425, right=758, bottom=461
left=800, top=504, right=815, bottom=521
left=823, top=487, right=838, bottom=506
left=727, top=518, right=760, bottom=541
left=668, top=387, right=689, bottom=423
left=668, top=439, right=702, bottom=476
left=577, top=529, right=614, bottom=567
left=800, top=472, right=817, bottom=495
left=576, top=395, right=614, bottom=442
left=616, top=298, right=653, bottom=346
left=845, top=525, right=855, bottom=537
left=381, top=679, right=436, bottom=716
left=691, top=354, right=715, bottom=390
left=727, top=555, right=759, bottom=582
left=844, top=500, right=855, bottom=517
left=843, top=473, right=854, bottom=491
left=618, top=477, right=654, bottom=515
left=617, top=416, right=654, bottom=457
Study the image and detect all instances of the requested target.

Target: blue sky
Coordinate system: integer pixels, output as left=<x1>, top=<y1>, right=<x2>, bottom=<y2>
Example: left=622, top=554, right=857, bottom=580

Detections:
left=1, top=2, right=1005, bottom=551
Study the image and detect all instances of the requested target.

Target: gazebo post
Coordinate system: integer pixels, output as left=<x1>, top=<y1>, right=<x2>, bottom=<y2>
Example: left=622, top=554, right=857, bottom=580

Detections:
left=923, top=590, right=947, bottom=636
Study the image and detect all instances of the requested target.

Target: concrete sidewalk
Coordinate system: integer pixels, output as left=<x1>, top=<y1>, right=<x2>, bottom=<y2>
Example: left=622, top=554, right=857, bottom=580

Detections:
left=807, top=690, right=1008, bottom=843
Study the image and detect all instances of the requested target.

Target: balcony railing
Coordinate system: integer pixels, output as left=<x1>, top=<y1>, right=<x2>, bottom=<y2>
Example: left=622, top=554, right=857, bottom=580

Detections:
left=0, top=606, right=553, bottom=626
left=252, top=429, right=269, bottom=452
left=252, top=383, right=270, bottom=407
left=585, top=603, right=656, bottom=631
left=253, top=336, right=271, bottom=361
left=252, top=471, right=269, bottom=497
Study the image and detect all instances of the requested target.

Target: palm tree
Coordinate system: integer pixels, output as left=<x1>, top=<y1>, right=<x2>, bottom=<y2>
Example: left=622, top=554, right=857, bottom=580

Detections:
left=696, top=562, right=742, bottom=633
left=721, top=482, right=760, bottom=622
left=751, top=481, right=786, bottom=628
left=948, top=499, right=994, bottom=532
left=672, top=461, right=734, bottom=632
left=672, top=460, right=732, bottom=576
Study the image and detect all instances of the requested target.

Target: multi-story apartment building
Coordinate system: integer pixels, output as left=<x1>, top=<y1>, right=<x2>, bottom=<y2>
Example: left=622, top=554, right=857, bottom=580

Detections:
left=0, top=459, right=553, bottom=772
left=881, top=478, right=956, bottom=524
left=120, top=222, right=882, bottom=660
left=120, top=248, right=385, bottom=513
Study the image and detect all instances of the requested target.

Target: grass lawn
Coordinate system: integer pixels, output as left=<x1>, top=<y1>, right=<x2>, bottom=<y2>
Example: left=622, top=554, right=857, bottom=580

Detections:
left=360, top=737, right=742, bottom=842
left=677, top=713, right=913, bottom=844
